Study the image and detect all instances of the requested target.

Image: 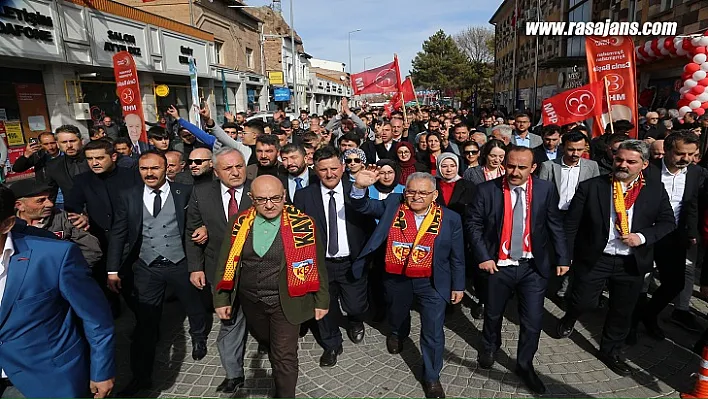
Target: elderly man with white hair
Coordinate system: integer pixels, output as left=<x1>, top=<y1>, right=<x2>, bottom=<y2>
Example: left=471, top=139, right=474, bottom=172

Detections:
left=491, top=124, right=513, bottom=146
left=640, top=111, right=666, bottom=142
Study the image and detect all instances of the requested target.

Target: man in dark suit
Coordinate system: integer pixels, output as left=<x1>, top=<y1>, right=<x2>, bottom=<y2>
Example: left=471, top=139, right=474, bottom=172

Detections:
left=532, top=124, right=561, bottom=167
left=629, top=130, right=704, bottom=341
left=293, top=147, right=375, bottom=368
left=280, top=143, right=318, bottom=203
left=349, top=170, right=465, bottom=399
left=185, top=147, right=252, bottom=393
left=0, top=186, right=115, bottom=398
left=361, top=122, right=397, bottom=162
left=46, top=125, right=90, bottom=210
left=11, top=131, right=62, bottom=182
left=467, top=146, right=569, bottom=394
left=106, top=151, right=208, bottom=396
left=213, top=175, right=329, bottom=398
left=556, top=140, right=675, bottom=376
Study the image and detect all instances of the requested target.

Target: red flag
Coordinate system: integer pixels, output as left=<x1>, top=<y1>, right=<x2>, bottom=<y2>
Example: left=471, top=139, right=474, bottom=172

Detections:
left=541, top=81, right=604, bottom=126
left=350, top=58, right=400, bottom=95
left=401, top=77, right=415, bottom=102
left=113, top=52, right=148, bottom=143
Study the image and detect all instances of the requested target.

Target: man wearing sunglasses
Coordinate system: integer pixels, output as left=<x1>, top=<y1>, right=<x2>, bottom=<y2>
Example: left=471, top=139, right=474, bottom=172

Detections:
left=186, top=148, right=214, bottom=186
left=349, top=170, right=465, bottom=399
left=147, top=127, right=171, bottom=155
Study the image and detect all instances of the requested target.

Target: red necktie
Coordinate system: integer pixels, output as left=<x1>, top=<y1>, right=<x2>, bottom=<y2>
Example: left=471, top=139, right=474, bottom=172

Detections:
left=228, top=188, right=239, bottom=219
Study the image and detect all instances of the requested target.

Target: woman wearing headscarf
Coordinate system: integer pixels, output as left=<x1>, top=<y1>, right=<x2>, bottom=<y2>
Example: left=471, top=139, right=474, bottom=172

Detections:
left=463, top=139, right=506, bottom=185
left=394, top=141, right=427, bottom=185
left=435, top=152, right=476, bottom=218
left=368, top=160, right=405, bottom=200
left=342, top=148, right=367, bottom=182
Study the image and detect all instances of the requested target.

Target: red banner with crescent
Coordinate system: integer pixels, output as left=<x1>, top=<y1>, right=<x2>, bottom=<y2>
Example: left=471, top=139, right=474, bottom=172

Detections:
left=350, top=58, right=400, bottom=95
left=585, top=36, right=638, bottom=138
left=112, top=51, right=147, bottom=143
left=541, top=81, right=604, bottom=126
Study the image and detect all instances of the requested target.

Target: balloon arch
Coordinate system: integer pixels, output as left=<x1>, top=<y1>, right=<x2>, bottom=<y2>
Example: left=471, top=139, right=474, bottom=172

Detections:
left=635, top=31, right=708, bottom=117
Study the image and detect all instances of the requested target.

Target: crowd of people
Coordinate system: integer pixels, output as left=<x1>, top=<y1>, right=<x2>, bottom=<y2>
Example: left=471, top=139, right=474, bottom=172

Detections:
left=3, top=98, right=708, bottom=399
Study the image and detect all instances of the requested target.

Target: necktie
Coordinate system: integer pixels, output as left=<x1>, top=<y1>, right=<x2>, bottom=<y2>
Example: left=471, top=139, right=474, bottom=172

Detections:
left=295, top=177, right=304, bottom=191
left=134, top=143, right=140, bottom=155
left=510, top=186, right=524, bottom=260
left=228, top=188, right=239, bottom=219
left=152, top=189, right=162, bottom=217
left=327, top=190, right=339, bottom=256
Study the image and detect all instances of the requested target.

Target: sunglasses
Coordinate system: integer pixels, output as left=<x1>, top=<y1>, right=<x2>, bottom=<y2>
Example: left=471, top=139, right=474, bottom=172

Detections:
left=187, top=158, right=210, bottom=165
left=345, top=158, right=362, bottom=164
left=464, top=150, right=479, bottom=155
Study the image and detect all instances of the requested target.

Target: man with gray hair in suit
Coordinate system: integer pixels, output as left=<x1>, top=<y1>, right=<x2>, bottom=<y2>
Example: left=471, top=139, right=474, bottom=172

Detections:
left=491, top=124, right=513, bottom=146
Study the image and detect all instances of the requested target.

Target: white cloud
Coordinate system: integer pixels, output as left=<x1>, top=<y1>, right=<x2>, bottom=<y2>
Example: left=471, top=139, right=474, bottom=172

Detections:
left=246, top=0, right=499, bottom=76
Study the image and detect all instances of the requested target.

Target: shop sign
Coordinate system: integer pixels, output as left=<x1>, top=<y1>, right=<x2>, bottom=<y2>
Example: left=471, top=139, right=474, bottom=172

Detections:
left=0, top=0, right=62, bottom=61
left=4, top=121, right=24, bottom=146
left=104, top=30, right=141, bottom=57
left=6, top=146, right=35, bottom=182
left=15, top=83, right=49, bottom=135
left=155, top=84, right=170, bottom=97
left=274, top=87, right=291, bottom=102
left=179, top=46, right=193, bottom=64
left=162, top=31, right=209, bottom=77
left=113, top=51, right=147, bottom=143
left=91, top=15, right=148, bottom=69
left=269, top=71, right=284, bottom=86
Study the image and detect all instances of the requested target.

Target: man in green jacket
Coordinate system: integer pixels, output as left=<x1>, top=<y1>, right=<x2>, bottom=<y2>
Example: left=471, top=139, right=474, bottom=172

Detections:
left=213, top=175, right=329, bottom=398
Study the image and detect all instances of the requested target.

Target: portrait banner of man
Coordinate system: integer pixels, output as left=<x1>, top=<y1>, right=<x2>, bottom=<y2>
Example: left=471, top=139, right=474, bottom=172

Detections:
left=113, top=51, right=147, bottom=143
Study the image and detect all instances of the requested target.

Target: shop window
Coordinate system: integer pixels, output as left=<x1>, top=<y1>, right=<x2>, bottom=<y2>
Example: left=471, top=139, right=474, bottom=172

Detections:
left=246, top=48, right=254, bottom=69
left=660, top=0, right=673, bottom=12
left=566, top=0, right=591, bottom=57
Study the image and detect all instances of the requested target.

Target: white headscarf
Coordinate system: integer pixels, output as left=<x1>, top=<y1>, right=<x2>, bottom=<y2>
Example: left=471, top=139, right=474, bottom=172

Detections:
left=436, top=152, right=461, bottom=183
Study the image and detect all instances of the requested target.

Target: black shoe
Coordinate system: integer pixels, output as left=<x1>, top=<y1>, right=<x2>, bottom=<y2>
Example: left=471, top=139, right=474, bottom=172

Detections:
left=386, top=335, right=403, bottom=354
left=642, top=317, right=666, bottom=341
left=192, top=339, right=207, bottom=360
left=470, top=303, right=484, bottom=320
left=118, top=379, right=152, bottom=397
left=216, top=377, right=244, bottom=393
left=258, top=343, right=269, bottom=355
left=477, top=350, right=495, bottom=369
left=671, top=310, right=702, bottom=332
left=625, top=327, right=638, bottom=346
left=319, top=346, right=343, bottom=367
left=422, top=380, right=445, bottom=398
left=347, top=324, right=365, bottom=344
left=556, top=317, right=575, bottom=339
left=597, top=352, right=633, bottom=376
left=515, top=367, right=546, bottom=394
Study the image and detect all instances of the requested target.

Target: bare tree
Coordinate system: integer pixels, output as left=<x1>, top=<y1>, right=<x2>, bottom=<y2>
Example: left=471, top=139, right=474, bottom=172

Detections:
left=454, top=26, right=494, bottom=64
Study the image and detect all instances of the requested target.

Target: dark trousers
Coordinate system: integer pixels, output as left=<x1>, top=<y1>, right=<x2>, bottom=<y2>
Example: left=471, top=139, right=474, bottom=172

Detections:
left=384, top=273, right=447, bottom=382
left=482, top=261, right=547, bottom=370
left=566, top=254, right=644, bottom=355
left=640, top=232, right=687, bottom=320
left=131, top=258, right=208, bottom=379
left=239, top=296, right=300, bottom=398
left=468, top=254, right=489, bottom=305
left=317, top=258, right=368, bottom=351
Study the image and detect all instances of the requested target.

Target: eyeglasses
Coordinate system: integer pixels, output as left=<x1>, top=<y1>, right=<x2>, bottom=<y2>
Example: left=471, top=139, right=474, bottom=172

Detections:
left=345, top=158, right=362, bottom=164
left=404, top=190, right=435, bottom=198
left=397, top=150, right=411, bottom=155
left=463, top=150, right=479, bottom=155
left=187, top=158, right=210, bottom=165
left=252, top=195, right=284, bottom=205
left=379, top=171, right=395, bottom=176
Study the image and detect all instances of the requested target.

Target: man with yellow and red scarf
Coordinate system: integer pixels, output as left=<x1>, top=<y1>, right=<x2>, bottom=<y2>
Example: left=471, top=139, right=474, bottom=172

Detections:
left=556, top=140, right=675, bottom=377
left=212, top=175, right=329, bottom=398
left=349, top=170, right=465, bottom=399
left=467, top=146, right=569, bottom=395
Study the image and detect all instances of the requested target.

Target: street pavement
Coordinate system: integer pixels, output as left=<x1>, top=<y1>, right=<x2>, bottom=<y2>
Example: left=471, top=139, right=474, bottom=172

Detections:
left=112, top=282, right=708, bottom=398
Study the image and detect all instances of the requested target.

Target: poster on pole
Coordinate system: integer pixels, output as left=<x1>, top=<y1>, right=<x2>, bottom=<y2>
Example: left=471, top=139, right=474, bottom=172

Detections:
left=189, top=57, right=200, bottom=124
left=221, top=70, right=229, bottom=113
left=112, top=52, right=147, bottom=143
left=585, top=36, right=638, bottom=138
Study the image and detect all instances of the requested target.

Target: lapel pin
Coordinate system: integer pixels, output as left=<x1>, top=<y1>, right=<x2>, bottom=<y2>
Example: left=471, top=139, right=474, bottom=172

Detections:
left=17, top=257, right=29, bottom=261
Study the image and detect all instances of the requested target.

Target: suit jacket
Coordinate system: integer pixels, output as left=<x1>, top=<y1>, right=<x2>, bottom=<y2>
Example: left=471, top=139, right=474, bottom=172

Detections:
left=361, top=140, right=396, bottom=163
left=643, top=160, right=703, bottom=240
left=351, top=193, right=465, bottom=302
left=463, top=165, right=487, bottom=186
left=537, top=158, right=601, bottom=195
left=511, top=132, right=543, bottom=149
left=280, top=169, right=320, bottom=203
left=212, top=212, right=330, bottom=325
left=45, top=155, right=90, bottom=198
left=293, top=180, right=376, bottom=279
left=185, top=180, right=253, bottom=283
left=0, top=233, right=114, bottom=397
left=436, top=179, right=477, bottom=218
left=106, top=182, right=192, bottom=273
left=532, top=145, right=558, bottom=167
left=466, top=177, right=569, bottom=278
left=129, top=141, right=151, bottom=160
left=246, top=163, right=283, bottom=181
left=564, top=175, right=676, bottom=274
left=11, top=151, right=56, bottom=182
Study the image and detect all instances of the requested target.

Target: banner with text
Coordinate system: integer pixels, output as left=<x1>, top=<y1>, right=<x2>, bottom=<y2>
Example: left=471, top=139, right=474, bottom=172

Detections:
left=112, top=51, right=147, bottom=143
left=542, top=81, right=605, bottom=126
left=350, top=58, right=400, bottom=95
left=585, top=36, right=638, bottom=138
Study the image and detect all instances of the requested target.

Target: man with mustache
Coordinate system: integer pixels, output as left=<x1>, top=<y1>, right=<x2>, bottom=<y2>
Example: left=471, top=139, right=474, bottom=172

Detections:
left=556, top=140, right=675, bottom=376
left=468, top=146, right=569, bottom=394
left=629, top=130, right=703, bottom=340
left=246, top=135, right=282, bottom=181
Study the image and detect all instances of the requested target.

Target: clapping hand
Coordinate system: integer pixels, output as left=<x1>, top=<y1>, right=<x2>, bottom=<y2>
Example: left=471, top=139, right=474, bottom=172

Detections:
left=354, top=165, right=379, bottom=189
left=341, top=98, right=350, bottom=115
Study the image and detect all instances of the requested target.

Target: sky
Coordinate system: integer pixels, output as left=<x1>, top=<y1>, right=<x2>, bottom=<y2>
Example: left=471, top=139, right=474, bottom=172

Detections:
left=244, top=0, right=501, bottom=76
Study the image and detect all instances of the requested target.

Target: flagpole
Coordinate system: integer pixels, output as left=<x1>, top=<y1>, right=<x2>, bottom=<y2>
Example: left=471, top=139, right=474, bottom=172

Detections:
left=408, top=76, right=423, bottom=112
left=394, top=53, right=408, bottom=125
left=603, top=76, right=614, bottom=134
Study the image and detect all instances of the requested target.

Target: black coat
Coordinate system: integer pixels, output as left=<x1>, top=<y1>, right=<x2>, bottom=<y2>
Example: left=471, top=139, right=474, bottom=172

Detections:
left=361, top=141, right=396, bottom=163
left=11, top=151, right=56, bottom=182
left=45, top=155, right=90, bottom=198
left=106, top=182, right=192, bottom=273
left=532, top=145, right=557, bottom=168
left=564, top=175, right=676, bottom=275
left=185, top=180, right=253, bottom=283
left=436, top=179, right=477, bottom=219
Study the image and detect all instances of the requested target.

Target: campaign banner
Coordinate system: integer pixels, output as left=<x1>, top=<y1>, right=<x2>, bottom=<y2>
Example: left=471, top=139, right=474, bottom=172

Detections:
left=350, top=58, right=400, bottom=95
left=14, top=83, right=50, bottom=137
left=189, top=57, right=200, bottom=124
left=112, top=52, right=147, bottom=143
left=6, top=147, right=34, bottom=182
left=541, top=81, right=604, bottom=126
left=585, top=36, right=638, bottom=138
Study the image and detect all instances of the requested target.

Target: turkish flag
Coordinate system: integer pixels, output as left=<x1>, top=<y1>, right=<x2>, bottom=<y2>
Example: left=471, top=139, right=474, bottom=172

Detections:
left=541, top=81, right=604, bottom=126
left=401, top=77, right=415, bottom=102
left=350, top=58, right=400, bottom=95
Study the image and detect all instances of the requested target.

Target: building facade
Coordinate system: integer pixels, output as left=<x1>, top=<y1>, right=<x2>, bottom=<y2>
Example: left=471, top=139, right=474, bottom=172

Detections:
left=308, top=60, right=352, bottom=115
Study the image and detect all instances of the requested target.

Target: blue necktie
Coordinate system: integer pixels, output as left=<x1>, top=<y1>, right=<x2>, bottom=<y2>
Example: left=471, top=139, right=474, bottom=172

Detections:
left=295, top=177, right=304, bottom=191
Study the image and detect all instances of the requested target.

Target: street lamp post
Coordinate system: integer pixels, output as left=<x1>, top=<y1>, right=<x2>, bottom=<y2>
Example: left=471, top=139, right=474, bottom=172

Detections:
left=348, top=29, right=361, bottom=75
left=363, top=56, right=372, bottom=71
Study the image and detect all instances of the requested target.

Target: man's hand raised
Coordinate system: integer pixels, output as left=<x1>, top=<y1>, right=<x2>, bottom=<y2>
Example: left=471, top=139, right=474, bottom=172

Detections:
left=353, top=166, right=379, bottom=189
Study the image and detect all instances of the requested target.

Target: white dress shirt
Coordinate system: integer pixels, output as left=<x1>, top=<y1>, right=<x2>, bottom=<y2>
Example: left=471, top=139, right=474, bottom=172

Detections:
left=321, top=181, right=350, bottom=257
left=221, top=183, right=244, bottom=219
left=660, top=160, right=687, bottom=226
left=499, top=181, right=534, bottom=266
left=558, top=160, right=582, bottom=210
left=0, top=232, right=15, bottom=378
left=375, top=142, right=394, bottom=163
left=604, top=179, right=647, bottom=255
left=143, top=182, right=170, bottom=216
left=288, top=169, right=310, bottom=201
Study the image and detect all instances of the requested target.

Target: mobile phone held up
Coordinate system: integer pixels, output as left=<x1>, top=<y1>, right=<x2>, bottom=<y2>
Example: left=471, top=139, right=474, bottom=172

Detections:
left=29, top=137, right=38, bottom=146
